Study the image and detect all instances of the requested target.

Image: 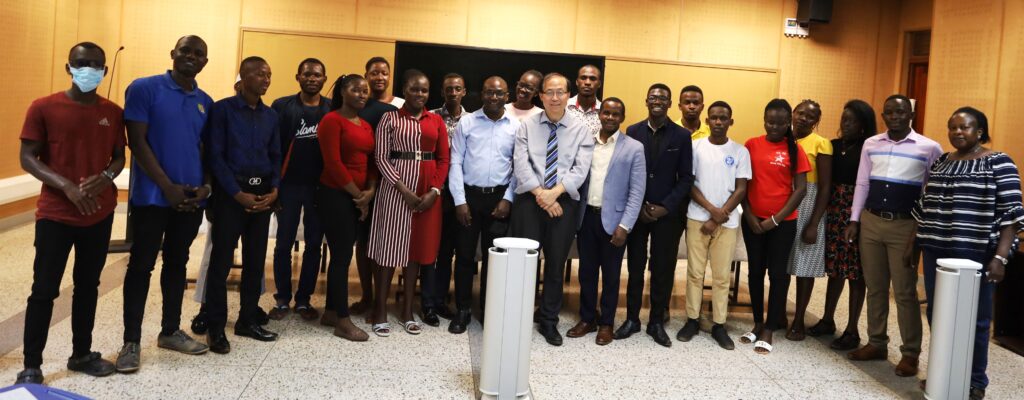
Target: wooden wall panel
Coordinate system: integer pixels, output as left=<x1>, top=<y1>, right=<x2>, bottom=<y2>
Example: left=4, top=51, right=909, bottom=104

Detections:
left=779, top=0, right=882, bottom=138
left=356, top=0, right=468, bottom=44
left=1, top=0, right=57, bottom=178
left=925, top=0, right=1002, bottom=146
left=994, top=0, right=1023, bottom=159
left=120, top=0, right=242, bottom=103
left=240, top=0, right=357, bottom=36
left=604, top=59, right=778, bottom=145
left=575, top=0, right=680, bottom=60
left=678, top=0, right=782, bottom=70
left=240, top=31, right=395, bottom=103
left=466, top=0, right=578, bottom=53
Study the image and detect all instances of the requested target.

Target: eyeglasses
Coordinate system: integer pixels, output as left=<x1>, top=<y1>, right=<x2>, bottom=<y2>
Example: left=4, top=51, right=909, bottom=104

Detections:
left=646, top=95, right=669, bottom=102
left=482, top=90, right=508, bottom=98
left=542, top=89, right=568, bottom=98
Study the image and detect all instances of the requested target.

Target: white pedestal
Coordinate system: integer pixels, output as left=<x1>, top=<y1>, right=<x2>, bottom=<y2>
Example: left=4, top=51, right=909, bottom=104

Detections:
left=925, top=258, right=983, bottom=400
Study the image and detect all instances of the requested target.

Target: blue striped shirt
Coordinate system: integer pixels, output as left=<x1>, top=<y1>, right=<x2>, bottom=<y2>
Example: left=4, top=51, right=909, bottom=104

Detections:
left=851, top=130, right=943, bottom=221
left=912, top=152, right=1024, bottom=256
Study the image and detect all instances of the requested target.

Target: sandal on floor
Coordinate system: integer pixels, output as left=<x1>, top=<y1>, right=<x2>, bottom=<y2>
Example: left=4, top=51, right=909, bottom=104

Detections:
left=402, top=320, right=423, bottom=335
left=372, top=323, right=391, bottom=337
left=806, top=320, right=836, bottom=337
left=785, top=327, right=806, bottom=341
left=739, top=332, right=757, bottom=344
left=754, top=340, right=774, bottom=354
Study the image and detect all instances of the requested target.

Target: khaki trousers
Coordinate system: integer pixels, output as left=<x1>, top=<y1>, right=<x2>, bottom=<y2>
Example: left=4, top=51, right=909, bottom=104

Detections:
left=685, top=219, right=738, bottom=325
left=859, top=211, right=922, bottom=357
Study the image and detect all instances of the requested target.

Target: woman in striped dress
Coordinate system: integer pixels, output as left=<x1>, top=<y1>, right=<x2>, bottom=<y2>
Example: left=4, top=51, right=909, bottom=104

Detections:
left=787, top=99, right=833, bottom=341
left=912, top=107, right=1023, bottom=399
left=367, top=70, right=449, bottom=337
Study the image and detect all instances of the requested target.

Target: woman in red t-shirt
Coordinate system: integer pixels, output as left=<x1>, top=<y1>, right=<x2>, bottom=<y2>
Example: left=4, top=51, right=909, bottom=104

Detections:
left=316, top=74, right=377, bottom=342
left=740, top=98, right=810, bottom=354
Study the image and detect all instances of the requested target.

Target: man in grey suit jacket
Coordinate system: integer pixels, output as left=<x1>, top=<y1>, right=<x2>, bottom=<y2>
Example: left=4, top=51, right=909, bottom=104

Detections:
left=510, top=72, right=594, bottom=347
left=567, top=98, right=646, bottom=346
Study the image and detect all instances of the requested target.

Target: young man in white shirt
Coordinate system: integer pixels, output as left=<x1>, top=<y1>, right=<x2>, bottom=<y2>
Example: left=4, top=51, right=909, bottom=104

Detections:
left=678, top=101, right=750, bottom=350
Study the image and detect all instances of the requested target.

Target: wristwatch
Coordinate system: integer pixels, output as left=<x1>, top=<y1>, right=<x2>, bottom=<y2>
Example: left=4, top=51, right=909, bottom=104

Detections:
left=430, top=187, right=442, bottom=196
left=101, top=170, right=116, bottom=181
left=994, top=254, right=1009, bottom=266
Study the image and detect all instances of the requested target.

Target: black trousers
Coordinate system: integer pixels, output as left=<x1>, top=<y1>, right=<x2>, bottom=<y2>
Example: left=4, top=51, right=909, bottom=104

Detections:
left=741, top=219, right=796, bottom=330
left=452, top=188, right=508, bottom=311
left=316, top=186, right=359, bottom=318
left=421, top=188, right=456, bottom=310
left=122, top=206, right=203, bottom=342
left=509, top=193, right=577, bottom=327
left=23, top=214, right=113, bottom=369
left=625, top=212, right=684, bottom=324
left=577, top=208, right=626, bottom=326
left=206, top=196, right=272, bottom=332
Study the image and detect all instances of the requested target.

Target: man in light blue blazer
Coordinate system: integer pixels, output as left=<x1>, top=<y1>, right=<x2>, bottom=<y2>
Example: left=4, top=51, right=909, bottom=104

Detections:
left=567, top=97, right=646, bottom=345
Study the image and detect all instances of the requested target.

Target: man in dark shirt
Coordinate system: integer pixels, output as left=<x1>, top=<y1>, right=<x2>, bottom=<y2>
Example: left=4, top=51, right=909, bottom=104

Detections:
left=116, top=35, right=213, bottom=373
left=204, top=56, right=282, bottom=353
left=16, top=42, right=126, bottom=384
left=421, top=72, right=468, bottom=326
left=268, top=58, right=330, bottom=322
left=618, top=83, right=694, bottom=347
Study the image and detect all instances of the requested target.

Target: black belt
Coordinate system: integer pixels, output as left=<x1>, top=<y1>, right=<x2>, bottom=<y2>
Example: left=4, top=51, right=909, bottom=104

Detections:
left=587, top=205, right=602, bottom=214
left=466, top=184, right=508, bottom=194
left=390, top=151, right=434, bottom=161
left=865, top=208, right=913, bottom=221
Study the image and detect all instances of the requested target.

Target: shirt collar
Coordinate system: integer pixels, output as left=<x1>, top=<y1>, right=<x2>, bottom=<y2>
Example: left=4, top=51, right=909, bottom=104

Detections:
left=568, top=95, right=601, bottom=113
left=879, top=128, right=921, bottom=143
left=229, top=93, right=267, bottom=110
left=161, top=70, right=200, bottom=95
left=398, top=107, right=429, bottom=120
left=647, top=119, right=667, bottom=132
left=540, top=110, right=573, bottom=128
left=436, top=105, right=467, bottom=120
left=473, top=108, right=511, bottom=123
left=595, top=130, right=620, bottom=145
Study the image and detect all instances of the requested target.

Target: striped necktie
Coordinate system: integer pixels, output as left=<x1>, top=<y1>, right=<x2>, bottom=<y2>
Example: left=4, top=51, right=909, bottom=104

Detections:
left=544, top=122, right=558, bottom=189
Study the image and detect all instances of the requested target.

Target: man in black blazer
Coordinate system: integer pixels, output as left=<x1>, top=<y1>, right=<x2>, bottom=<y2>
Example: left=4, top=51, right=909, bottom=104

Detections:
left=617, top=83, right=694, bottom=347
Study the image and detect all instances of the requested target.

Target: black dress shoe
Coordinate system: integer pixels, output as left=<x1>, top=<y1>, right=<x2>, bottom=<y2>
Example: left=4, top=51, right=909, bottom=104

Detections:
left=234, top=323, right=278, bottom=342
left=191, top=311, right=209, bottom=335
left=448, top=309, right=472, bottom=334
left=647, top=323, right=672, bottom=347
left=255, top=308, right=270, bottom=326
left=15, top=368, right=43, bottom=384
left=676, top=319, right=700, bottom=342
left=435, top=305, right=455, bottom=320
left=613, top=320, right=641, bottom=340
left=538, top=324, right=563, bottom=346
left=422, top=308, right=440, bottom=327
left=207, top=331, right=231, bottom=354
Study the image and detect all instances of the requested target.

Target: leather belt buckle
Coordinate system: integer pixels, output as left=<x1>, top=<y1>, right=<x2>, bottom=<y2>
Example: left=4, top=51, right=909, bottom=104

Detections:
left=480, top=186, right=497, bottom=194
left=248, top=177, right=262, bottom=186
left=879, top=211, right=895, bottom=221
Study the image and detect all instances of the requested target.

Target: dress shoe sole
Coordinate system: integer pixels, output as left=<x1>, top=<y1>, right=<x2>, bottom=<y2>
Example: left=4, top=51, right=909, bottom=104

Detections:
left=115, top=365, right=139, bottom=373
left=158, top=343, right=209, bottom=356
left=234, top=331, right=278, bottom=342
left=210, top=346, right=230, bottom=355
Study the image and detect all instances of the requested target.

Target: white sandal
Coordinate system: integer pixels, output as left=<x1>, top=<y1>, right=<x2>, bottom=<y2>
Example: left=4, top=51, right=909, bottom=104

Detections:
left=372, top=322, right=391, bottom=337
left=402, top=320, right=422, bottom=335
left=754, top=340, right=773, bottom=354
left=740, top=332, right=757, bottom=344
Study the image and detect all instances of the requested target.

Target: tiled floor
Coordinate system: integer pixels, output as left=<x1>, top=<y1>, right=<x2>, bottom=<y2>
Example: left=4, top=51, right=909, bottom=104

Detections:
left=1, top=212, right=1022, bottom=399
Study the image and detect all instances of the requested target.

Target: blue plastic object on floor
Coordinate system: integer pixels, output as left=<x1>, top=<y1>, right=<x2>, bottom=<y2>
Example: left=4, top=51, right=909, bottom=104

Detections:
left=0, top=384, right=92, bottom=400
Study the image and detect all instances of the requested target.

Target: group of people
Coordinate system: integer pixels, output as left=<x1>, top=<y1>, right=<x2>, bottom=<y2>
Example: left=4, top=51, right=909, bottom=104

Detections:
left=15, top=36, right=1021, bottom=400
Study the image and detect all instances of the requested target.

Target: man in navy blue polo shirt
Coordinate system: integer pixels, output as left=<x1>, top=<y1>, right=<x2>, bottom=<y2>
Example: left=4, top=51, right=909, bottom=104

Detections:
left=116, top=35, right=213, bottom=373
left=268, top=58, right=330, bottom=322
left=204, top=56, right=282, bottom=353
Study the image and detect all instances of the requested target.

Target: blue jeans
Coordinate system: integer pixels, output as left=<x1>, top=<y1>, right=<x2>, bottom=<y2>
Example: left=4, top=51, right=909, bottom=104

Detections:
left=922, top=249, right=994, bottom=389
left=272, top=182, right=324, bottom=306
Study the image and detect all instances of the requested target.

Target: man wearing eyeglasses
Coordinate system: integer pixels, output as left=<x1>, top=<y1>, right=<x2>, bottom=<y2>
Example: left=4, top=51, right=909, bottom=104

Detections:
left=618, top=83, right=694, bottom=347
left=421, top=73, right=468, bottom=327
left=511, top=73, right=595, bottom=346
left=566, top=65, right=603, bottom=135
left=447, top=76, right=521, bottom=334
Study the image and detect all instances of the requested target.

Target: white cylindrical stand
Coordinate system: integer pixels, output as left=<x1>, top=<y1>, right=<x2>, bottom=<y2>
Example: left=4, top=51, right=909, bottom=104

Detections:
left=479, top=237, right=540, bottom=400
left=925, top=258, right=983, bottom=400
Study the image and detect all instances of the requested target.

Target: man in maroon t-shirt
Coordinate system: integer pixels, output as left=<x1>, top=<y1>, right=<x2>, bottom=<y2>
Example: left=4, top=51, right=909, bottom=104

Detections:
left=15, top=42, right=126, bottom=385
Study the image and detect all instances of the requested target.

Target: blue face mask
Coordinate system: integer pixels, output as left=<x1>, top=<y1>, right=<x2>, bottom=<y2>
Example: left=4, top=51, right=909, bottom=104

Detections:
left=69, top=66, right=105, bottom=93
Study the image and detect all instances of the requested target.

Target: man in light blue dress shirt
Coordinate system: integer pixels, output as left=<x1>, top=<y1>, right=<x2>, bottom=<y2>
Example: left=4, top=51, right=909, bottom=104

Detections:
left=446, top=76, right=520, bottom=334
left=510, top=73, right=595, bottom=346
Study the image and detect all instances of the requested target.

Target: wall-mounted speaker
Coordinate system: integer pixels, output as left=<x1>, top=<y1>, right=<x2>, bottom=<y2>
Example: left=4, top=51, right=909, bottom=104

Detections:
left=797, top=0, right=833, bottom=24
